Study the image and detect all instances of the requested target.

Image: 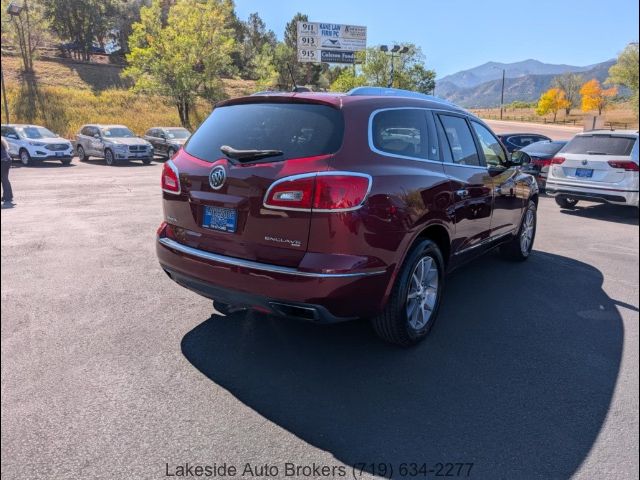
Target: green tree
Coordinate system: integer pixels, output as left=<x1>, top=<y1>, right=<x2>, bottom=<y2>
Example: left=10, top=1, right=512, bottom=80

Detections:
left=1, top=0, right=50, bottom=72
left=124, top=0, right=236, bottom=127
left=42, top=0, right=119, bottom=61
left=329, top=44, right=436, bottom=93
left=238, top=12, right=277, bottom=79
left=607, top=42, right=639, bottom=116
left=552, top=72, right=584, bottom=115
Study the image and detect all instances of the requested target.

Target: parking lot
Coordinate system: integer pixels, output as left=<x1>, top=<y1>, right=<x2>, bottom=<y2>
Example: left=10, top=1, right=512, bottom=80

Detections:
left=1, top=144, right=638, bottom=479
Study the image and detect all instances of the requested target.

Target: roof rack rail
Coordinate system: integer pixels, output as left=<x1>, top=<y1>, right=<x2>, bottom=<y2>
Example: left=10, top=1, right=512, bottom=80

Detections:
left=347, top=86, right=463, bottom=109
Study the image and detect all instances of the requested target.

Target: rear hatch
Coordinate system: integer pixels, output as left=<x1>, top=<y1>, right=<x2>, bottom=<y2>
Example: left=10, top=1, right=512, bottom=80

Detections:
left=165, top=97, right=344, bottom=267
left=551, top=133, right=638, bottom=185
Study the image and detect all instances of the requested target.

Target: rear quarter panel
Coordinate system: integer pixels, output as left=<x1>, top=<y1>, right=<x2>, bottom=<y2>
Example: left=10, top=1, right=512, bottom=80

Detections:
left=306, top=101, right=454, bottom=313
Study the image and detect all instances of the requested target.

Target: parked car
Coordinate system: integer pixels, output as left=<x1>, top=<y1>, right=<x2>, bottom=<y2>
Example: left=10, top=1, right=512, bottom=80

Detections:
left=512, top=140, right=568, bottom=190
left=156, top=87, right=539, bottom=346
left=498, top=133, right=552, bottom=153
left=546, top=130, right=639, bottom=208
left=143, top=127, right=191, bottom=159
left=1, top=124, right=74, bottom=166
left=76, top=124, right=154, bottom=166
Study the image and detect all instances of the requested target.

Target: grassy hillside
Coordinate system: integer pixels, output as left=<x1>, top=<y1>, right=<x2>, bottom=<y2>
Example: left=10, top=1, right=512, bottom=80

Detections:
left=1, top=55, right=257, bottom=138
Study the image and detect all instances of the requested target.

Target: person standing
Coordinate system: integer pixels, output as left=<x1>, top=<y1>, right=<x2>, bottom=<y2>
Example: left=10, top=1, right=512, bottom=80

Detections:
left=1, top=136, right=14, bottom=205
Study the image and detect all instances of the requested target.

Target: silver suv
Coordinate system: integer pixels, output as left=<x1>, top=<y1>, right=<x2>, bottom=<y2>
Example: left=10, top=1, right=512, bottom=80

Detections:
left=76, top=124, right=154, bottom=166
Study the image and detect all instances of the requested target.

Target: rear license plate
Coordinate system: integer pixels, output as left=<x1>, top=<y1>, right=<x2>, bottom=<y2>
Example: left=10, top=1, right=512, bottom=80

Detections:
left=202, top=206, right=237, bottom=233
left=575, top=168, right=593, bottom=178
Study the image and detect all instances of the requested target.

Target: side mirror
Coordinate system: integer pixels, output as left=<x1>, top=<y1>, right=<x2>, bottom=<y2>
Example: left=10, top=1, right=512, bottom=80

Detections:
left=159, top=133, right=166, bottom=139
left=93, top=133, right=100, bottom=139
left=510, top=152, right=523, bottom=166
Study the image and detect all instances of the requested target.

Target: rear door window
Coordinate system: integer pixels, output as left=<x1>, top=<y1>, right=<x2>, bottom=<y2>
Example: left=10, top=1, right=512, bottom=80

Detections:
left=438, top=114, right=482, bottom=167
left=185, top=102, right=344, bottom=163
left=371, top=109, right=430, bottom=159
left=562, top=135, right=637, bottom=156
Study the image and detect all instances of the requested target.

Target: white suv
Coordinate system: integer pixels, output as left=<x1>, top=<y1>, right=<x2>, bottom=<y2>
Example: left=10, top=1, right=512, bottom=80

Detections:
left=546, top=130, right=639, bottom=208
left=1, top=124, right=74, bottom=166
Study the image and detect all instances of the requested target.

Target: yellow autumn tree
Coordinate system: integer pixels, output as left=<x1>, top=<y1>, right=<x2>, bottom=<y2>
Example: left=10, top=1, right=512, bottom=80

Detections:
left=580, top=79, right=618, bottom=115
left=535, top=88, right=571, bottom=122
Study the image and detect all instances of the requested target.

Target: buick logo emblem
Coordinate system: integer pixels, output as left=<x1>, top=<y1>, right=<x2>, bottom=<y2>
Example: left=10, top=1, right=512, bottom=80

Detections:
left=209, top=166, right=226, bottom=190
left=581, top=159, right=588, bottom=166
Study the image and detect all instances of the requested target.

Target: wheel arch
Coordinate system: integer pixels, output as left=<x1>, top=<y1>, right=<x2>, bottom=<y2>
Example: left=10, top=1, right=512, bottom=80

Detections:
left=381, top=221, right=452, bottom=306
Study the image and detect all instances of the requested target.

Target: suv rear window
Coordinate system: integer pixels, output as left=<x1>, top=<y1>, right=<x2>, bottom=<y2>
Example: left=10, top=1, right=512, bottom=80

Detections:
left=562, top=135, right=637, bottom=156
left=185, top=103, right=344, bottom=162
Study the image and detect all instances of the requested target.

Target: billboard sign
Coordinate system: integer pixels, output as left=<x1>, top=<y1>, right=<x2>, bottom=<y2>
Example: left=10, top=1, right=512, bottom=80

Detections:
left=297, top=21, right=367, bottom=64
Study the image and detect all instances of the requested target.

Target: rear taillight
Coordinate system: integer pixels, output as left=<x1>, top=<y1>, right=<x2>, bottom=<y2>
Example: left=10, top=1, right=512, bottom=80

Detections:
left=161, top=160, right=181, bottom=194
left=156, top=222, right=176, bottom=239
left=314, top=174, right=370, bottom=210
left=607, top=160, right=639, bottom=171
left=551, top=156, right=566, bottom=165
left=264, top=172, right=371, bottom=212
left=263, top=175, right=315, bottom=209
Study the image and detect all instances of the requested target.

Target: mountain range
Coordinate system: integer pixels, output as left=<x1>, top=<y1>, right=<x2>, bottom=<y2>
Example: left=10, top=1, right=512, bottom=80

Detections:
left=435, top=59, right=619, bottom=108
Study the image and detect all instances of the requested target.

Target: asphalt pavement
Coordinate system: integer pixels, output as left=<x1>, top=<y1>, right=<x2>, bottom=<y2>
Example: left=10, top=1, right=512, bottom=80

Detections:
left=1, top=145, right=638, bottom=479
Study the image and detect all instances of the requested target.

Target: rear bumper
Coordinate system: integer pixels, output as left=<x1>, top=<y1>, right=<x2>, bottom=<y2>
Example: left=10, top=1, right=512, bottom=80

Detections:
left=545, top=181, right=639, bottom=207
left=156, top=237, right=392, bottom=322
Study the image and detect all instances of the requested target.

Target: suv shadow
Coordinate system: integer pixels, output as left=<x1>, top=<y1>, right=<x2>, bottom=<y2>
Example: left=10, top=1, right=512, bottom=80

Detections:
left=181, top=251, right=622, bottom=479
left=560, top=203, right=639, bottom=226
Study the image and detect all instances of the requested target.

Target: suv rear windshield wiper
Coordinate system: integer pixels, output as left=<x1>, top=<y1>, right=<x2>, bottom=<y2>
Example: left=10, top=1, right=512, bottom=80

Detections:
left=220, top=145, right=283, bottom=163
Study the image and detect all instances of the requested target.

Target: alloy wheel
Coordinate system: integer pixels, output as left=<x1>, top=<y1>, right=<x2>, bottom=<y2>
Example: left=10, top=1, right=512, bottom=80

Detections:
left=520, top=207, right=535, bottom=254
left=406, top=256, right=439, bottom=330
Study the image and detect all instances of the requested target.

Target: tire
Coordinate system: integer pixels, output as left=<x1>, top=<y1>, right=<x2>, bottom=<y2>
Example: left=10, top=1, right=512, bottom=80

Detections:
left=142, top=158, right=151, bottom=165
left=104, top=148, right=116, bottom=166
left=61, top=158, right=72, bottom=166
left=213, top=300, right=246, bottom=316
left=555, top=195, right=579, bottom=209
left=167, top=147, right=176, bottom=160
left=19, top=149, right=32, bottom=166
left=372, top=239, right=445, bottom=347
left=500, top=200, right=537, bottom=261
left=77, top=145, right=87, bottom=162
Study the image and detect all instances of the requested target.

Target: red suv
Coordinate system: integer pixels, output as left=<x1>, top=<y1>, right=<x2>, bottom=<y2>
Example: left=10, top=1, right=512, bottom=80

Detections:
left=156, top=87, right=538, bottom=346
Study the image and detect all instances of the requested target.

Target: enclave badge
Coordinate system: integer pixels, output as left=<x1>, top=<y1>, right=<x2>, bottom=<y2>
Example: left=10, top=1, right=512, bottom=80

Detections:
left=209, top=166, right=226, bottom=190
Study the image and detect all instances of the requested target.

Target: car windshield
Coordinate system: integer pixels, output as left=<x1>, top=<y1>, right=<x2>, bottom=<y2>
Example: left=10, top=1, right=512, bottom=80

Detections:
left=18, top=126, right=57, bottom=139
left=166, top=128, right=190, bottom=139
left=102, top=127, right=135, bottom=138
left=561, top=135, right=637, bottom=156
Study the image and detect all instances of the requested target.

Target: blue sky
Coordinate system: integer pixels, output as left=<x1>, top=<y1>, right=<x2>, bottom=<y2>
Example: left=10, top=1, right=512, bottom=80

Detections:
left=234, top=0, right=639, bottom=77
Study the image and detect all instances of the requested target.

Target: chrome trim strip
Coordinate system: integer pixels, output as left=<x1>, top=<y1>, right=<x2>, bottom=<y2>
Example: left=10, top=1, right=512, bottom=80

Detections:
left=453, top=231, right=514, bottom=256
left=262, top=171, right=373, bottom=213
left=158, top=237, right=386, bottom=278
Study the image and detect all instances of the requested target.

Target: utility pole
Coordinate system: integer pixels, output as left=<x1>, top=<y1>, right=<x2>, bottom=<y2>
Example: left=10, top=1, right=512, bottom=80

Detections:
left=1, top=59, right=9, bottom=123
left=500, top=68, right=505, bottom=120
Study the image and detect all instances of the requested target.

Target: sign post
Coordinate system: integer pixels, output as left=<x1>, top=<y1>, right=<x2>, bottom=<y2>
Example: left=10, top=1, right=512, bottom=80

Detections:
left=297, top=21, right=367, bottom=65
